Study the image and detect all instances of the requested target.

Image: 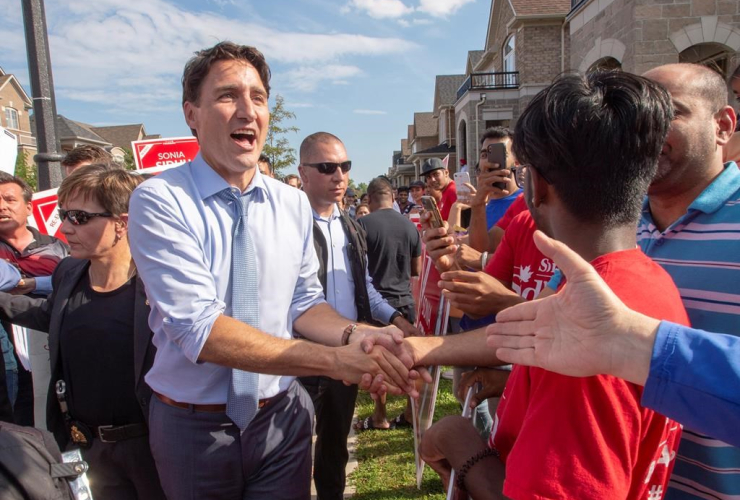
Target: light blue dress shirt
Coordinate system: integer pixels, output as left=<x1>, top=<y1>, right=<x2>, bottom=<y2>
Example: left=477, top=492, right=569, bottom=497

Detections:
left=129, top=154, right=325, bottom=403
left=312, top=205, right=397, bottom=324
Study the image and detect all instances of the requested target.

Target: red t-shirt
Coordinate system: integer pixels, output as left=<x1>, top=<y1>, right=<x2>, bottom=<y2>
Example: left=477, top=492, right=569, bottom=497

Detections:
left=438, top=180, right=457, bottom=221
left=484, top=211, right=556, bottom=300
left=494, top=194, right=527, bottom=231
left=491, top=248, right=688, bottom=500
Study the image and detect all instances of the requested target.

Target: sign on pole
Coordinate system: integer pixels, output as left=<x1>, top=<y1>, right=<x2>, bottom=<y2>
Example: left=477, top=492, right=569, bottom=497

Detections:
left=131, top=136, right=199, bottom=170
left=0, top=127, right=18, bottom=175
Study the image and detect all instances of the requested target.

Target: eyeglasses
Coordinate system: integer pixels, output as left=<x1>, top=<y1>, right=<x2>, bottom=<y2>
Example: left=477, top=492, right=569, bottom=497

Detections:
left=512, top=165, right=551, bottom=189
left=302, top=161, right=352, bottom=175
left=58, top=209, right=114, bottom=225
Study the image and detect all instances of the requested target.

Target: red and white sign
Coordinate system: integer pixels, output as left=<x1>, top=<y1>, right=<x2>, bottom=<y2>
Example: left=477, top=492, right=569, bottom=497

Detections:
left=28, top=188, right=65, bottom=242
left=132, top=136, right=199, bottom=170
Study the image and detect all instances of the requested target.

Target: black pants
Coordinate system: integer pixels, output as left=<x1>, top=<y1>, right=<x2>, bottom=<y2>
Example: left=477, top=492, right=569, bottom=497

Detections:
left=299, top=376, right=358, bottom=500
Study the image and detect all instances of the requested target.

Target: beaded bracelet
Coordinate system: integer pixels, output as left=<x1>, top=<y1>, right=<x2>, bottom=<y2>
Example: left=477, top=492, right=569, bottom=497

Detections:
left=455, top=447, right=500, bottom=491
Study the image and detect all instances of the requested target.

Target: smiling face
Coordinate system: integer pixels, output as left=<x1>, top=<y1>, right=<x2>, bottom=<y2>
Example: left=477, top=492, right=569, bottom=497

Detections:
left=183, top=59, right=270, bottom=190
left=59, top=192, right=124, bottom=261
left=424, top=168, right=450, bottom=191
left=0, top=182, right=31, bottom=238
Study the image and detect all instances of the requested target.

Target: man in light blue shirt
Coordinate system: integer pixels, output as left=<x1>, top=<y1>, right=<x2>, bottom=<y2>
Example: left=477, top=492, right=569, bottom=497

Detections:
left=297, top=132, right=420, bottom=500
left=638, top=63, right=740, bottom=500
left=128, top=42, right=415, bottom=500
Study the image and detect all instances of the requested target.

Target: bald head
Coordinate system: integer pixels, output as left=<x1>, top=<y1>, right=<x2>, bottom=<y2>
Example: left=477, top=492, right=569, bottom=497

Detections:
left=644, top=63, right=727, bottom=114
left=300, top=132, right=343, bottom=162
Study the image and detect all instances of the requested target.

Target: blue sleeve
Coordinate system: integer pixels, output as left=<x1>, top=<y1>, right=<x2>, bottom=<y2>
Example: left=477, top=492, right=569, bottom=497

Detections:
left=642, top=321, right=740, bottom=446
left=128, top=184, right=224, bottom=364
left=546, top=269, right=562, bottom=291
left=0, top=261, right=21, bottom=292
left=32, top=276, right=52, bottom=295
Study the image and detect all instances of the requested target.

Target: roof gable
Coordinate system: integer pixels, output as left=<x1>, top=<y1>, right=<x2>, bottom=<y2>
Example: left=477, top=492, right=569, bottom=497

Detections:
left=413, top=112, right=437, bottom=138
left=92, top=124, right=146, bottom=149
left=510, top=0, right=570, bottom=17
left=433, top=75, right=467, bottom=115
left=0, top=73, right=33, bottom=109
left=56, top=115, right=110, bottom=144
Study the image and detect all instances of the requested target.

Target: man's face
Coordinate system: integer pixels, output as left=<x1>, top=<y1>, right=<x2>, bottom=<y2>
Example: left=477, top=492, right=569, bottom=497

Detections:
left=409, top=186, right=423, bottom=199
left=425, top=168, right=450, bottom=191
left=299, top=139, right=349, bottom=208
left=644, top=67, right=720, bottom=196
left=0, top=183, right=31, bottom=235
left=183, top=59, right=269, bottom=185
left=345, top=195, right=356, bottom=206
left=480, top=137, right=517, bottom=192
left=398, top=190, right=409, bottom=204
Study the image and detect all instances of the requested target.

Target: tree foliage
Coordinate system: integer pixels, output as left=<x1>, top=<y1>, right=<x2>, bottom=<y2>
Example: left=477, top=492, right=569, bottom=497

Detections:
left=14, top=152, right=37, bottom=191
left=263, top=95, right=299, bottom=174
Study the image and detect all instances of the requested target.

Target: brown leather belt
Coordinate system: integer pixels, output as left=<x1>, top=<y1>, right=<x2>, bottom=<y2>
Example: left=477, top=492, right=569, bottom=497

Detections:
left=154, top=392, right=274, bottom=413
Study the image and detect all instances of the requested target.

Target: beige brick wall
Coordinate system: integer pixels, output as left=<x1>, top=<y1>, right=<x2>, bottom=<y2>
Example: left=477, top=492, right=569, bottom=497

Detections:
left=519, top=23, right=568, bottom=83
left=484, top=0, right=516, bottom=71
left=0, top=82, right=33, bottom=135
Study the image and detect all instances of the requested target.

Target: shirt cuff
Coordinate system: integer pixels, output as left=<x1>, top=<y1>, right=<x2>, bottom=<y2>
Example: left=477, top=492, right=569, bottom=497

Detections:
left=376, top=302, right=398, bottom=325
left=642, top=320, right=678, bottom=410
left=33, top=276, right=53, bottom=296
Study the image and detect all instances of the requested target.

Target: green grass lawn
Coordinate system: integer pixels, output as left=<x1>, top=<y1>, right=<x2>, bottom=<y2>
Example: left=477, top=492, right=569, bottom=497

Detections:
left=350, top=376, right=461, bottom=499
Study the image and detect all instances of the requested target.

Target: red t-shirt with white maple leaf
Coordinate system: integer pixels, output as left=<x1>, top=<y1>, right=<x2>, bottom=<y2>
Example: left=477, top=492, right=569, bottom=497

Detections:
left=484, top=210, right=555, bottom=300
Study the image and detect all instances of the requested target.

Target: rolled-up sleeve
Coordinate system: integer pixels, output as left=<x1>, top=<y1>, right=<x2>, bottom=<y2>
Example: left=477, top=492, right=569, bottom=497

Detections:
left=129, top=184, right=224, bottom=363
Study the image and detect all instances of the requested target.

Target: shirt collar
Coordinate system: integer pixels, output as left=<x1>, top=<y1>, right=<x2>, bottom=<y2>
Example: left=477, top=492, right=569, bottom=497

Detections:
left=642, top=161, right=740, bottom=216
left=312, top=203, right=341, bottom=222
left=190, top=152, right=269, bottom=201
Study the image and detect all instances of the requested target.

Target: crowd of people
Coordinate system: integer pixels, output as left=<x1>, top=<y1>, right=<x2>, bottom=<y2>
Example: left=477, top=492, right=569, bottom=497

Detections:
left=0, top=39, right=739, bottom=500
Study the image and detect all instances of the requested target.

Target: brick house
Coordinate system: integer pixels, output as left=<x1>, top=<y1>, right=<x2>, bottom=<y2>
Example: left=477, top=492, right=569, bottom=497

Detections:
left=455, top=0, right=571, bottom=166
left=0, top=67, right=36, bottom=164
left=569, top=0, right=740, bottom=77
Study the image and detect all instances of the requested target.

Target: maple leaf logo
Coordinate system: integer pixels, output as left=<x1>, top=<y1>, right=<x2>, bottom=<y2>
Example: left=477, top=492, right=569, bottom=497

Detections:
left=517, top=265, right=533, bottom=283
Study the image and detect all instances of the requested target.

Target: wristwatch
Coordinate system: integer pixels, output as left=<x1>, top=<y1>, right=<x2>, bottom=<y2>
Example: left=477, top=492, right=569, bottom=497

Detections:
left=389, top=311, right=403, bottom=324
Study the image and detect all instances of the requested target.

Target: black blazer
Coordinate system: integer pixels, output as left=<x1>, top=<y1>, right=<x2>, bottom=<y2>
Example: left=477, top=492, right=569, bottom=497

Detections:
left=0, top=257, right=156, bottom=449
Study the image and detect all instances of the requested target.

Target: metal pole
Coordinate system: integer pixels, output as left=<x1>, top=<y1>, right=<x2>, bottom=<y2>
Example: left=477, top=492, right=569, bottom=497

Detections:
left=21, top=0, right=64, bottom=190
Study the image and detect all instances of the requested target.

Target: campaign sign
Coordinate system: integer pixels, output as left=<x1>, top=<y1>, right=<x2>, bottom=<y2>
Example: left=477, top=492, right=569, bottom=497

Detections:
left=0, top=127, right=18, bottom=175
left=132, top=136, right=199, bottom=170
left=29, top=188, right=65, bottom=243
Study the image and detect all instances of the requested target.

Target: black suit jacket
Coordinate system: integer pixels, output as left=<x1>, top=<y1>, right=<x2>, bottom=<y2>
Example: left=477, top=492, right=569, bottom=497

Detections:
left=0, top=257, right=156, bottom=449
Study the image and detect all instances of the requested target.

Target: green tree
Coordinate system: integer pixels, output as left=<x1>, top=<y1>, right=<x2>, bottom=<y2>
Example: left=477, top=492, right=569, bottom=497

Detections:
left=263, top=95, right=299, bottom=174
left=14, top=152, right=37, bottom=191
left=122, top=147, right=136, bottom=171
left=356, top=182, right=368, bottom=194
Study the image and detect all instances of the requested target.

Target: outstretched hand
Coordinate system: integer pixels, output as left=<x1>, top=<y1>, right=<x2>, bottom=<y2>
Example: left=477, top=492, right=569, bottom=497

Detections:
left=486, top=231, right=658, bottom=384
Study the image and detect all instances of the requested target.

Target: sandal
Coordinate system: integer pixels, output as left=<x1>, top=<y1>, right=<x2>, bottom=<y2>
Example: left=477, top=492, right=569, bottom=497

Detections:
left=391, top=413, right=412, bottom=429
left=354, top=416, right=393, bottom=432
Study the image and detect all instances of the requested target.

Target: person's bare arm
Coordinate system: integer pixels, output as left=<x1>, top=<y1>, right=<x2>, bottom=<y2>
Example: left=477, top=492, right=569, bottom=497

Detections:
left=411, top=255, right=422, bottom=277
left=405, top=327, right=505, bottom=368
left=469, top=171, right=511, bottom=252
left=488, top=225, right=505, bottom=253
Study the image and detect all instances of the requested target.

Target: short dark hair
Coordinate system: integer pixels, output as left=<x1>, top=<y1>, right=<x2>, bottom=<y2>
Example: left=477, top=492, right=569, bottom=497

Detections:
left=513, top=71, right=673, bottom=229
left=0, top=172, right=33, bottom=203
left=300, top=132, right=343, bottom=162
left=61, top=145, right=112, bottom=168
left=367, top=177, right=393, bottom=203
left=58, top=164, right=143, bottom=217
left=480, top=126, right=514, bottom=145
left=258, top=154, right=271, bottom=168
left=397, top=185, right=410, bottom=193
left=182, top=42, right=271, bottom=105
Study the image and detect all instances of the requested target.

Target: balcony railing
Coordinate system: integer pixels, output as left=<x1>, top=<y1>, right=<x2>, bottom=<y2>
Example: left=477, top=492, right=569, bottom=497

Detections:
left=17, top=134, right=37, bottom=147
left=457, top=72, right=520, bottom=100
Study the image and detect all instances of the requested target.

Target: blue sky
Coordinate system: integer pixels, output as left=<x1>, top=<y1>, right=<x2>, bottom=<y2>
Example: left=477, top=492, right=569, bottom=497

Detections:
left=1, top=0, right=490, bottom=183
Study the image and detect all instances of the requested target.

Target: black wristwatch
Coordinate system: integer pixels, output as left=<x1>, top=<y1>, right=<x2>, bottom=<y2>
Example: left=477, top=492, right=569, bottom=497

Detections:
left=389, top=311, right=403, bottom=324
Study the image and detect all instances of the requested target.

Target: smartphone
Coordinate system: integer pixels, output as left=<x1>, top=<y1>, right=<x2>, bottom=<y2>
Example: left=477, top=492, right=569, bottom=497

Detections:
left=420, top=195, right=444, bottom=229
left=486, top=142, right=509, bottom=190
left=453, top=171, right=471, bottom=204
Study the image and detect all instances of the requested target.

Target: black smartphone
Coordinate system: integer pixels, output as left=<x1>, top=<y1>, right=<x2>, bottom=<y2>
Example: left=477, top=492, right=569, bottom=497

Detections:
left=420, top=196, right=444, bottom=229
left=486, top=142, right=509, bottom=190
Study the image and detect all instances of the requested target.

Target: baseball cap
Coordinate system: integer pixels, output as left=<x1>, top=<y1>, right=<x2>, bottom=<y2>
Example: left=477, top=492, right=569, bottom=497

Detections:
left=421, top=158, right=446, bottom=176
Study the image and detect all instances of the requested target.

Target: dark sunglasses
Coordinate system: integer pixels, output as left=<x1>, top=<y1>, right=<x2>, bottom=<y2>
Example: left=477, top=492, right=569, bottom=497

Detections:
left=58, top=209, right=114, bottom=225
left=302, top=161, right=352, bottom=175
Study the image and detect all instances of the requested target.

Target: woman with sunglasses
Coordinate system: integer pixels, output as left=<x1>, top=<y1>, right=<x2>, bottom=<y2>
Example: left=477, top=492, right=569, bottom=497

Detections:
left=0, top=165, right=165, bottom=500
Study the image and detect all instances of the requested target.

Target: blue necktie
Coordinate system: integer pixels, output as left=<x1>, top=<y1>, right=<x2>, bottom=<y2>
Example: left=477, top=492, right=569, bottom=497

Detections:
left=220, top=188, right=260, bottom=431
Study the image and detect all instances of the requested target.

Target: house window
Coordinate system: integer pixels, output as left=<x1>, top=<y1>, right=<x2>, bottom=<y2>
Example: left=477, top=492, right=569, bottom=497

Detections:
left=4, top=108, right=19, bottom=130
left=503, top=35, right=516, bottom=86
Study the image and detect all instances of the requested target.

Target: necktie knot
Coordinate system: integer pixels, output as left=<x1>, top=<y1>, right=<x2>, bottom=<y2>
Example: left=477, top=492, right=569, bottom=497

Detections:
left=219, top=188, right=250, bottom=219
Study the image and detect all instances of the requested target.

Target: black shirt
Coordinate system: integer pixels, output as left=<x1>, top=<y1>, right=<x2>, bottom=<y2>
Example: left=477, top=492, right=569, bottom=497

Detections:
left=359, top=208, right=422, bottom=308
left=60, top=272, right=143, bottom=427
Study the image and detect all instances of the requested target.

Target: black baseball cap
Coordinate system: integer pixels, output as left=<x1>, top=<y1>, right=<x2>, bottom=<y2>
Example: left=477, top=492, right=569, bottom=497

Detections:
left=421, top=158, right=445, bottom=176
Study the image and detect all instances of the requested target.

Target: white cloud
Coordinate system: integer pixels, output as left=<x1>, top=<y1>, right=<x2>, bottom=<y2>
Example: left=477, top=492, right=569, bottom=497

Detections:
left=346, top=0, right=414, bottom=19
left=282, top=65, right=363, bottom=92
left=0, top=0, right=417, bottom=115
left=412, top=18, right=434, bottom=25
left=417, top=0, right=475, bottom=17
left=397, top=19, right=410, bottom=27
left=354, top=109, right=387, bottom=115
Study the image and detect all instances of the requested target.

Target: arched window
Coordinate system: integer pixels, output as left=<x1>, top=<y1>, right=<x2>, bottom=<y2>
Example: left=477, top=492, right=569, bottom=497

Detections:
left=503, top=35, right=516, bottom=86
left=4, top=108, right=19, bottom=130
